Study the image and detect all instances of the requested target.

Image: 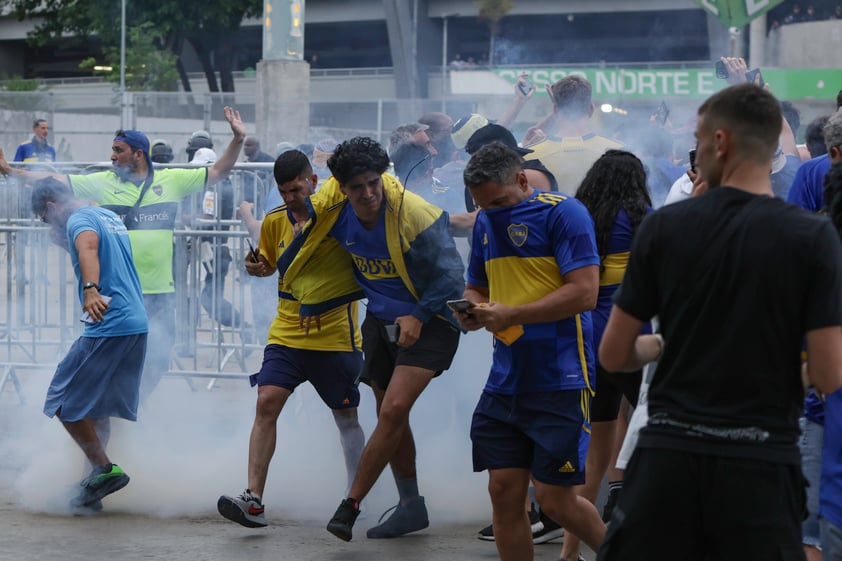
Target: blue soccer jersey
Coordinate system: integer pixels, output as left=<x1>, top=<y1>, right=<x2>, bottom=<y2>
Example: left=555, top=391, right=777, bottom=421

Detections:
left=467, top=190, right=600, bottom=394
left=330, top=203, right=417, bottom=321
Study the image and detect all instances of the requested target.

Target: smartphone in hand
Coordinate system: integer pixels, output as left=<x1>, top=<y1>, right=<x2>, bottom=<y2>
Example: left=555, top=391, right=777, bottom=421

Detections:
left=688, top=148, right=697, bottom=173
left=744, top=68, right=765, bottom=87
left=517, top=74, right=534, bottom=96
left=246, top=239, right=260, bottom=262
left=447, top=299, right=475, bottom=313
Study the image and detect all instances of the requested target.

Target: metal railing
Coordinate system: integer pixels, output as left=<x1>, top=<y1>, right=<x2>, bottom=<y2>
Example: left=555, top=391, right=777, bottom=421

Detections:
left=0, top=162, right=278, bottom=402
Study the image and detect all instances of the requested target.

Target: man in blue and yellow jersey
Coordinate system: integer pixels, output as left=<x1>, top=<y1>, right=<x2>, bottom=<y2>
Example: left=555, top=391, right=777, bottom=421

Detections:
left=456, top=142, right=606, bottom=561
left=274, top=137, right=463, bottom=542
left=524, top=75, right=621, bottom=196
left=14, top=119, right=56, bottom=163
left=0, top=106, right=247, bottom=401
left=217, top=150, right=365, bottom=529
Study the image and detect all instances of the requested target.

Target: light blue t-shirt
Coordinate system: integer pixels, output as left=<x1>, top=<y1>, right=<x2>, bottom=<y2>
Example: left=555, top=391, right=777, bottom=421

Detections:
left=67, top=206, right=148, bottom=337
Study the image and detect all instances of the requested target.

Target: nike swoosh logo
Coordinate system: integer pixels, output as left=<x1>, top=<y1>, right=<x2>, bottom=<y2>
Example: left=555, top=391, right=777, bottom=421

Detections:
left=345, top=240, right=356, bottom=246
left=248, top=505, right=264, bottom=515
left=113, top=191, right=124, bottom=195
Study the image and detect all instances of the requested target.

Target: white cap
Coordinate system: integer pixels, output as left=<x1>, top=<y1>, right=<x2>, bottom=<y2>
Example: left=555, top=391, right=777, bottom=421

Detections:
left=192, top=147, right=217, bottom=165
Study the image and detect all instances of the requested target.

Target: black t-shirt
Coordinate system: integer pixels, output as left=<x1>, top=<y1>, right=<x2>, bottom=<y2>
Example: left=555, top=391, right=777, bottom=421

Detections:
left=614, top=187, right=842, bottom=464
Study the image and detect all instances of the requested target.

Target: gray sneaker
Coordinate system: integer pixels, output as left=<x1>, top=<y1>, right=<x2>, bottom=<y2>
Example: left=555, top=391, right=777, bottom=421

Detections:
left=217, top=490, right=267, bottom=528
left=366, top=496, right=429, bottom=539
left=70, top=463, right=130, bottom=509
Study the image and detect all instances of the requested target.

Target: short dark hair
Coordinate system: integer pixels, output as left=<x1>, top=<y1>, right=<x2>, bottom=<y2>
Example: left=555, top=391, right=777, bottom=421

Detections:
left=31, top=177, right=72, bottom=218
left=391, top=142, right=432, bottom=183
left=698, top=84, right=782, bottom=164
left=327, top=137, right=390, bottom=184
left=273, top=149, right=313, bottom=185
left=806, top=115, right=830, bottom=158
left=551, top=75, right=593, bottom=119
left=463, top=142, right=523, bottom=189
left=33, top=119, right=47, bottom=129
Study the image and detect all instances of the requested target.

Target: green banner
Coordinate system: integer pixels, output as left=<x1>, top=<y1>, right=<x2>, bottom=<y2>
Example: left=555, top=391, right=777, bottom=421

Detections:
left=695, top=0, right=785, bottom=28
left=495, top=68, right=842, bottom=100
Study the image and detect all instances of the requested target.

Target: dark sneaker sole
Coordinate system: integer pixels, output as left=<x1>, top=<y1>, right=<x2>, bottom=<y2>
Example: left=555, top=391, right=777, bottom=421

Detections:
left=217, top=496, right=267, bottom=528
left=327, top=519, right=354, bottom=542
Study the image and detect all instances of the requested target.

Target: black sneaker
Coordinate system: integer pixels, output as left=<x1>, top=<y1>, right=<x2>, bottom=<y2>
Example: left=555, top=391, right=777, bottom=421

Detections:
left=602, top=487, right=621, bottom=523
left=366, top=496, right=429, bottom=539
left=478, top=502, right=542, bottom=541
left=532, top=509, right=564, bottom=544
left=70, top=463, right=130, bottom=509
left=327, top=498, right=361, bottom=542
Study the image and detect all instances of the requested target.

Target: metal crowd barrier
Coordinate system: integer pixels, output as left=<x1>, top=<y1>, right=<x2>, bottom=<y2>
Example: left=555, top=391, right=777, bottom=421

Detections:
left=0, top=162, right=277, bottom=402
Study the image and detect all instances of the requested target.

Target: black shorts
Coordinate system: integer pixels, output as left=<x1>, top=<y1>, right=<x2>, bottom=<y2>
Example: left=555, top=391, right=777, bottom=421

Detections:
left=597, top=447, right=808, bottom=561
left=590, top=365, right=642, bottom=423
left=360, top=314, right=460, bottom=390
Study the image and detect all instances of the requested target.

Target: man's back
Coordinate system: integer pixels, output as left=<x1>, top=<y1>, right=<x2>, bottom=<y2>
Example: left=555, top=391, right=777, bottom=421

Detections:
left=524, top=134, right=621, bottom=195
left=617, top=187, right=842, bottom=461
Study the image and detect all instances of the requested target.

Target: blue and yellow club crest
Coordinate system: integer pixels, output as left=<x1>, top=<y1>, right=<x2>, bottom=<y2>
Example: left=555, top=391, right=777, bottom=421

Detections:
left=507, top=224, right=528, bottom=247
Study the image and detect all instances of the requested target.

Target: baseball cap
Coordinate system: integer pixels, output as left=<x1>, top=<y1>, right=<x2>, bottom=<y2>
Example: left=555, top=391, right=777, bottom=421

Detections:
left=114, top=129, right=153, bottom=170
left=465, top=124, right=533, bottom=156
left=451, top=114, right=490, bottom=149
left=191, top=147, right=217, bottom=165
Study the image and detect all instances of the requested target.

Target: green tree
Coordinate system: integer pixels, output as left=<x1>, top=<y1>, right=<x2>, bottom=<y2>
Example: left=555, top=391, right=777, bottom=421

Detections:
left=475, top=0, right=515, bottom=66
left=0, top=0, right=261, bottom=92
left=80, top=23, right=179, bottom=91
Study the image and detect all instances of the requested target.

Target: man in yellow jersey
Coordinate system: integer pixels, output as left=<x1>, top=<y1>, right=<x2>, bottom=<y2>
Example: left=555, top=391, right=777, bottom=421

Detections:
left=524, top=75, right=621, bottom=195
left=216, top=150, right=365, bottom=528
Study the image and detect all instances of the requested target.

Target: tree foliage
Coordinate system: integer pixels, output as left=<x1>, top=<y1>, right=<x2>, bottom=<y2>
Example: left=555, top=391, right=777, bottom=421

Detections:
left=474, top=0, right=515, bottom=66
left=79, top=23, right=179, bottom=91
left=0, top=0, right=262, bottom=92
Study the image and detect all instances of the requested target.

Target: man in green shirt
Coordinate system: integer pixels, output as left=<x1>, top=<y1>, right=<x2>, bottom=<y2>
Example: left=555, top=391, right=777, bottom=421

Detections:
left=0, top=106, right=247, bottom=400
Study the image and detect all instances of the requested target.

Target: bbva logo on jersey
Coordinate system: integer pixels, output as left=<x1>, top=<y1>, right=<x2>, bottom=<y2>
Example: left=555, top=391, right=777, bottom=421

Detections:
left=507, top=224, right=528, bottom=247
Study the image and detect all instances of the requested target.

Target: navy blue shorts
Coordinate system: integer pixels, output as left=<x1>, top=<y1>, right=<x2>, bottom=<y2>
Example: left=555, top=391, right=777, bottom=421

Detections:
left=591, top=364, right=642, bottom=423
left=471, top=389, right=591, bottom=486
left=250, top=344, right=362, bottom=409
left=360, top=314, right=460, bottom=390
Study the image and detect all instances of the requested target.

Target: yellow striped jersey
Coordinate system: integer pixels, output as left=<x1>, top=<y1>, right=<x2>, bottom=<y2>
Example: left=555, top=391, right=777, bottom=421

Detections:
left=467, top=190, right=599, bottom=394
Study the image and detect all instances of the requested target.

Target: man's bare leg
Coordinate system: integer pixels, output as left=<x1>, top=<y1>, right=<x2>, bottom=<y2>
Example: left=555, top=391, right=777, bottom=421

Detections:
left=535, top=481, right=607, bottom=553
left=489, top=467, right=534, bottom=561
left=331, top=407, right=365, bottom=493
left=247, top=385, right=291, bottom=497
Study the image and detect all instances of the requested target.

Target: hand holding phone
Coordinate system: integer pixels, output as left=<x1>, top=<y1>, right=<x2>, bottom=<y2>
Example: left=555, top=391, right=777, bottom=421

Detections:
left=447, top=299, right=476, bottom=313
left=688, top=148, right=697, bottom=173
left=744, top=68, right=765, bottom=87
left=517, top=73, right=535, bottom=97
left=246, top=239, right=260, bottom=262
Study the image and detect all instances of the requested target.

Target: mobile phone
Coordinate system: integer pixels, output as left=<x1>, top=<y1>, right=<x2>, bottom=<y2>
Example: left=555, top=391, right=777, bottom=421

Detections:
left=715, top=60, right=729, bottom=79
left=246, top=238, right=260, bottom=261
left=384, top=323, right=400, bottom=343
left=688, top=148, right=697, bottom=173
left=744, top=68, right=764, bottom=87
left=654, top=101, right=670, bottom=126
left=447, top=299, right=475, bottom=313
left=517, top=74, right=534, bottom=96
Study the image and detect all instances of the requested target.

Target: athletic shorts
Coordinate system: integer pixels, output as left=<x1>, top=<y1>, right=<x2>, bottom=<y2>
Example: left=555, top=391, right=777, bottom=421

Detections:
left=597, top=447, right=808, bottom=561
left=591, top=365, right=642, bottom=423
left=360, top=314, right=460, bottom=390
left=44, top=334, right=147, bottom=423
left=249, top=344, right=362, bottom=410
left=470, top=389, right=591, bottom=486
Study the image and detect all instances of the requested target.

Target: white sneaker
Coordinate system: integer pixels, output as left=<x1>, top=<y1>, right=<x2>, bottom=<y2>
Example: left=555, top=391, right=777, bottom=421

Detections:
left=217, top=489, right=268, bottom=528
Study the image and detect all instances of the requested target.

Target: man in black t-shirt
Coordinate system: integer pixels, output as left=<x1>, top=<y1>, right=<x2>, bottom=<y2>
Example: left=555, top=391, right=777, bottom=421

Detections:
left=596, top=84, right=842, bottom=561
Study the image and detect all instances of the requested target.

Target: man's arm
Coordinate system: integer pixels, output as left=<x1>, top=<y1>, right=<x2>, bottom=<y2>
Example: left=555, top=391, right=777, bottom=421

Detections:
left=469, top=264, right=599, bottom=332
left=598, top=305, right=663, bottom=373
left=207, top=106, right=246, bottom=185
left=805, top=325, right=842, bottom=395
left=0, top=147, right=66, bottom=185
left=75, top=230, right=109, bottom=323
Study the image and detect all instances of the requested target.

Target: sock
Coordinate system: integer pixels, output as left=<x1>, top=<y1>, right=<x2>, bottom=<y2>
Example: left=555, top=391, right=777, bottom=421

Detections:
left=395, top=477, right=420, bottom=503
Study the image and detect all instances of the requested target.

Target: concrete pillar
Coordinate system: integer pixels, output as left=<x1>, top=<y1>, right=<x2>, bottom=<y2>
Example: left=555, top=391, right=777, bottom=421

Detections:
left=255, top=59, right=310, bottom=150
left=749, top=14, right=766, bottom=68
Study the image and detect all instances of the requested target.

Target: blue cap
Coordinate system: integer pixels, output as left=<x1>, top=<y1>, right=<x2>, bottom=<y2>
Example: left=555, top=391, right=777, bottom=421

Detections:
left=114, top=130, right=153, bottom=170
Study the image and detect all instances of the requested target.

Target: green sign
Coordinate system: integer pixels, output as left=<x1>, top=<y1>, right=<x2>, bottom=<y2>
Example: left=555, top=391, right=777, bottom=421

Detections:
left=495, top=68, right=842, bottom=100
left=695, top=0, right=785, bottom=28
